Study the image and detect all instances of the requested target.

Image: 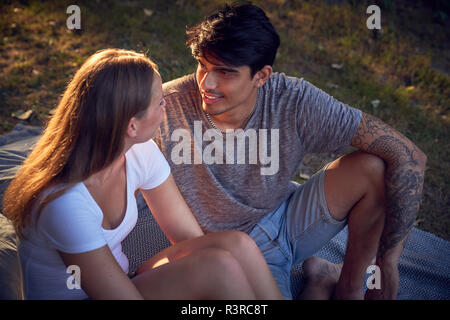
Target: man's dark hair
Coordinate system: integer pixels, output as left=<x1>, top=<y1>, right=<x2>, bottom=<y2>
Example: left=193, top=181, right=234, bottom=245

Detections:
left=186, top=2, right=280, bottom=77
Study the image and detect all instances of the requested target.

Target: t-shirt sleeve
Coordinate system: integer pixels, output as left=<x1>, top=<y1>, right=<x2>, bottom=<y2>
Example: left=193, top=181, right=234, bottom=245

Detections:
left=296, top=79, right=362, bottom=154
left=136, top=139, right=171, bottom=190
left=38, top=194, right=107, bottom=254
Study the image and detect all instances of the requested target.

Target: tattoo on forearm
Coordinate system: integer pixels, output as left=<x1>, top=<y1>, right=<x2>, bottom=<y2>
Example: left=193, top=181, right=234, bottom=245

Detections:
left=354, top=114, right=426, bottom=259
left=379, top=164, right=424, bottom=257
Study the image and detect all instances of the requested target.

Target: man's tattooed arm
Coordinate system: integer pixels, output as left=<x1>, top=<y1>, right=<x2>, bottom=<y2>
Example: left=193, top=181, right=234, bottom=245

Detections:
left=352, top=113, right=427, bottom=261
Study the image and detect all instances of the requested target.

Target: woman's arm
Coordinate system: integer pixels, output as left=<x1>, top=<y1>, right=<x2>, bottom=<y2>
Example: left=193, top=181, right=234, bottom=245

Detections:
left=141, top=173, right=204, bottom=244
left=59, top=246, right=144, bottom=300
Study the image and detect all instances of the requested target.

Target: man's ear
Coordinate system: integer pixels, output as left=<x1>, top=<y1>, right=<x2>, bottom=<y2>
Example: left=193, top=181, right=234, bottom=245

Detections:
left=254, top=65, right=273, bottom=88
left=126, top=117, right=138, bottom=139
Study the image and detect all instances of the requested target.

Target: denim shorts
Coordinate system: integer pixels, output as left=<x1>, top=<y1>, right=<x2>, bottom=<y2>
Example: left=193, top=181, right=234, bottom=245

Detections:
left=248, top=163, right=348, bottom=299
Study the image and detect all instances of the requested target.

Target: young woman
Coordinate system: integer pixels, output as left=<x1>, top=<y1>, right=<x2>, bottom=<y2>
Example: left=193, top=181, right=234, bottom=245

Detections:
left=2, top=49, right=282, bottom=300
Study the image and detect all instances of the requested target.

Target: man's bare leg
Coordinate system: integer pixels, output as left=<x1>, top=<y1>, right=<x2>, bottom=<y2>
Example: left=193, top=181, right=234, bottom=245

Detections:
left=300, top=151, right=386, bottom=299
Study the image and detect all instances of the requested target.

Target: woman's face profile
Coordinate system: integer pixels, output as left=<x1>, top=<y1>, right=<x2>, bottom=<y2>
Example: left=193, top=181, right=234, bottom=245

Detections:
left=134, top=74, right=166, bottom=142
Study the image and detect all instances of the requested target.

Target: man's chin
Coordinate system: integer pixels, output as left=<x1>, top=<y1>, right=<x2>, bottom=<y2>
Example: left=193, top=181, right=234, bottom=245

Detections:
left=203, top=103, right=228, bottom=116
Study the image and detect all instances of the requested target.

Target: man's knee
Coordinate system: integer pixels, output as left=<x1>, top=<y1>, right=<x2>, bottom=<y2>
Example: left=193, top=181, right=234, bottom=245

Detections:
left=347, top=151, right=386, bottom=190
left=358, top=151, right=385, bottom=179
left=346, top=151, right=387, bottom=211
left=360, top=152, right=386, bottom=203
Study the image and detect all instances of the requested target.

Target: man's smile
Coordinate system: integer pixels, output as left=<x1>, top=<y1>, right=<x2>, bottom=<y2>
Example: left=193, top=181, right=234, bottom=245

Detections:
left=201, top=91, right=224, bottom=104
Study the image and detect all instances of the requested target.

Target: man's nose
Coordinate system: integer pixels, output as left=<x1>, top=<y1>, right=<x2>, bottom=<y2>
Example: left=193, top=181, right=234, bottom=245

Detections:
left=201, top=72, right=217, bottom=91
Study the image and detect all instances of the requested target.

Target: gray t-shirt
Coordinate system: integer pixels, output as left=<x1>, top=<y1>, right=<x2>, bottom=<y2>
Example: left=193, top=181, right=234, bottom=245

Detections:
left=155, top=73, right=362, bottom=233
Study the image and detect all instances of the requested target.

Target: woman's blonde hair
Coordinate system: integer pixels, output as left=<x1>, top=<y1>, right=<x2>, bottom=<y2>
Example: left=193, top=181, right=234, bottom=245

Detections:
left=2, top=48, right=158, bottom=237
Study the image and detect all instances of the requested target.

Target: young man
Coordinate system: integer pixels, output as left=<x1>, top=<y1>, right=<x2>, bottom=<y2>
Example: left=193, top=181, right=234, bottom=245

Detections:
left=154, top=3, right=427, bottom=299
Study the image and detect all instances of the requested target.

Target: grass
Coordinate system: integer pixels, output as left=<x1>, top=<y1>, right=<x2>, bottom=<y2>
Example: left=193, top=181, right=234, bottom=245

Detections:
left=0, top=0, right=449, bottom=239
